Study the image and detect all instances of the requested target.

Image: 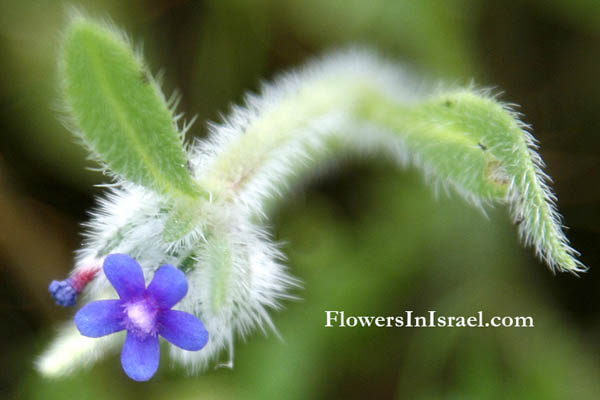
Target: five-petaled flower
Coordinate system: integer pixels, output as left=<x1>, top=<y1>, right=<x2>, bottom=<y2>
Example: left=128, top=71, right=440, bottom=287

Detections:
left=75, top=254, right=209, bottom=381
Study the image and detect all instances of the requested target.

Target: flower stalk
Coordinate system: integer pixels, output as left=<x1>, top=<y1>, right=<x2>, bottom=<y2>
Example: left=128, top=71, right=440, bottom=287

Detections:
left=38, top=14, right=584, bottom=380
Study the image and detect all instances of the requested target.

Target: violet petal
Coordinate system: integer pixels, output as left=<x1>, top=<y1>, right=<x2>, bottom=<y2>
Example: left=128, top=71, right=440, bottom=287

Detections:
left=159, top=310, right=209, bottom=351
left=121, top=332, right=160, bottom=381
left=104, top=254, right=146, bottom=300
left=75, top=300, right=124, bottom=338
left=147, top=265, right=188, bottom=309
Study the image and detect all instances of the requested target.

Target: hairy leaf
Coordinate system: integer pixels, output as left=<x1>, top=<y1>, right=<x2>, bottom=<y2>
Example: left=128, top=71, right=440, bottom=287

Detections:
left=60, top=17, right=201, bottom=198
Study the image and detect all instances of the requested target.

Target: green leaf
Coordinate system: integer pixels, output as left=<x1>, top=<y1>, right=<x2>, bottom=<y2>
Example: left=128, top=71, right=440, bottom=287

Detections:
left=60, top=16, right=201, bottom=199
left=360, top=89, right=583, bottom=273
left=163, top=198, right=202, bottom=242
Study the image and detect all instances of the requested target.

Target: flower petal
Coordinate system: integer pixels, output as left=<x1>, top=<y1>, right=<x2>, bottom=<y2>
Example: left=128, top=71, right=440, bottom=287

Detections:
left=158, top=310, right=208, bottom=351
left=121, top=332, right=160, bottom=381
left=75, top=300, right=124, bottom=337
left=104, top=254, right=146, bottom=300
left=147, top=265, right=188, bottom=309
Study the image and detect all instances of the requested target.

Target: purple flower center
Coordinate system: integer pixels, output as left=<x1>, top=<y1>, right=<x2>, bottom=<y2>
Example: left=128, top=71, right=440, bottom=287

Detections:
left=123, top=300, right=158, bottom=337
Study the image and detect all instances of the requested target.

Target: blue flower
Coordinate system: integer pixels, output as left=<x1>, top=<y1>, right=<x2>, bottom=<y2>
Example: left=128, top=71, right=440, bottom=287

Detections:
left=74, top=254, right=209, bottom=381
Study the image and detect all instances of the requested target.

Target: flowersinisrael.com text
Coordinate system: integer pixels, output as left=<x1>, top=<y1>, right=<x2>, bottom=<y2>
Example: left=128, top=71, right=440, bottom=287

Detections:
left=324, top=311, right=534, bottom=328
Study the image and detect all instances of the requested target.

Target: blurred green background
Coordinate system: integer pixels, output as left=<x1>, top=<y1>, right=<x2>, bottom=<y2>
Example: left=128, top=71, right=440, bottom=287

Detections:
left=1, top=0, right=600, bottom=398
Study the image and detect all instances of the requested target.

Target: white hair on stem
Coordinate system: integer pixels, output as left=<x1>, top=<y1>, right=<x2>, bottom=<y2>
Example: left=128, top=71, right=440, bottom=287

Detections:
left=38, top=47, right=584, bottom=377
